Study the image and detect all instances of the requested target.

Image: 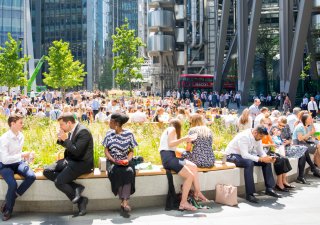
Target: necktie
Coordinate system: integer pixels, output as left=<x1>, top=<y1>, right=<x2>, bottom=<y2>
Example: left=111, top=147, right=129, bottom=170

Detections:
left=68, top=132, right=71, bottom=140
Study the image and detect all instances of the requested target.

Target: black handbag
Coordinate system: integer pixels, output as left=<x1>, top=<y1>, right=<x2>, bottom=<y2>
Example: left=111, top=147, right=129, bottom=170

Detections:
left=131, top=156, right=144, bottom=166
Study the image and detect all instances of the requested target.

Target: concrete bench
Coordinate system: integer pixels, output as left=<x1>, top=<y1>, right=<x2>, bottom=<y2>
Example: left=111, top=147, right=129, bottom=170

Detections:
left=0, top=161, right=236, bottom=180
left=0, top=159, right=306, bottom=212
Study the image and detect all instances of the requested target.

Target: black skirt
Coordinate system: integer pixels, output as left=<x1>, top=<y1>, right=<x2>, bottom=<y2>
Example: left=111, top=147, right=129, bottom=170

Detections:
left=107, top=160, right=136, bottom=196
left=267, top=151, right=292, bottom=175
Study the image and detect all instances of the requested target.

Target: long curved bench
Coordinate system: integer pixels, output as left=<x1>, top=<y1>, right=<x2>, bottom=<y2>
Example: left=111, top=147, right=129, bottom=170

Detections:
left=0, top=159, right=308, bottom=212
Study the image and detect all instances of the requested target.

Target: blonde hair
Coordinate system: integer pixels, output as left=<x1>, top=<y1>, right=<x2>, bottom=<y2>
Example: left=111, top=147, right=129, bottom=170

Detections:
left=189, top=113, right=204, bottom=127
left=239, top=108, right=249, bottom=125
left=189, top=113, right=211, bottom=138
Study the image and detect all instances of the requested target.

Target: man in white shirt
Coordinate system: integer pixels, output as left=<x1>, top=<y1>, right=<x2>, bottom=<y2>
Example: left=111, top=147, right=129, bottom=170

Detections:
left=0, top=114, right=36, bottom=221
left=30, top=90, right=36, bottom=104
left=254, top=107, right=269, bottom=128
left=249, top=98, right=261, bottom=127
left=287, top=107, right=301, bottom=133
left=130, top=105, right=147, bottom=123
left=95, top=107, right=107, bottom=122
left=308, top=97, right=318, bottom=118
left=226, top=125, right=280, bottom=203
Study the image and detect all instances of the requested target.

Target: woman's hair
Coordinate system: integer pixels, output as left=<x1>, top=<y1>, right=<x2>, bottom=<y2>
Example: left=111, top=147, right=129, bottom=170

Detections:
left=111, top=113, right=129, bottom=126
left=189, top=113, right=204, bottom=127
left=169, top=119, right=181, bottom=139
left=189, top=113, right=211, bottom=138
left=301, top=113, right=311, bottom=126
left=278, top=116, right=287, bottom=124
left=178, top=107, right=185, bottom=115
left=239, top=108, right=249, bottom=125
left=8, top=113, right=23, bottom=127
left=297, top=110, right=308, bottom=120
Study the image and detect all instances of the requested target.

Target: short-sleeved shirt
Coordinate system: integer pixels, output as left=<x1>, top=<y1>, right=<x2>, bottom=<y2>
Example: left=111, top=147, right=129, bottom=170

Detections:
left=292, top=123, right=307, bottom=141
left=102, top=129, right=138, bottom=161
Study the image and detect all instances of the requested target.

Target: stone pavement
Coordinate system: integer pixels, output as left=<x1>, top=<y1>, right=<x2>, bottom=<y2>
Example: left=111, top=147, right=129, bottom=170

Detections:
left=3, top=174, right=320, bottom=225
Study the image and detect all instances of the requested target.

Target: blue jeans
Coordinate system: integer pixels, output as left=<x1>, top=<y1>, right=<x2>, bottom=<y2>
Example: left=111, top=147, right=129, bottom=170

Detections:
left=0, top=161, right=36, bottom=212
left=227, top=154, right=275, bottom=195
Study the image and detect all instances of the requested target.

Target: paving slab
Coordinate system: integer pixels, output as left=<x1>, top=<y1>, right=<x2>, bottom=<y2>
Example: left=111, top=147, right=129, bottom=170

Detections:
left=2, top=174, right=320, bottom=225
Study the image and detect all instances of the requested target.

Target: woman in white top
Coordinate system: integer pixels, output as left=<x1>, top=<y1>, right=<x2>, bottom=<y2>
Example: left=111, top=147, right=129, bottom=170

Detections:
left=159, top=119, right=208, bottom=211
left=237, top=108, right=253, bottom=131
left=0, top=113, right=36, bottom=221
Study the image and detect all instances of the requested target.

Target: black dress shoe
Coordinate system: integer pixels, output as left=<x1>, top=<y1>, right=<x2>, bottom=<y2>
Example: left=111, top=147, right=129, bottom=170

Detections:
left=275, top=185, right=289, bottom=192
left=284, top=184, right=296, bottom=189
left=265, top=189, right=282, bottom=198
left=0, top=201, right=6, bottom=214
left=313, top=171, right=320, bottom=178
left=78, top=197, right=88, bottom=216
left=296, top=177, right=310, bottom=185
left=72, top=185, right=85, bottom=204
left=246, top=195, right=259, bottom=203
left=2, top=210, right=11, bottom=221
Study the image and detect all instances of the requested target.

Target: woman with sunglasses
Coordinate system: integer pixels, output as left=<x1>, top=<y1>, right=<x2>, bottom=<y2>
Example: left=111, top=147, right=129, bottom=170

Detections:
left=260, top=117, right=292, bottom=192
left=292, top=113, right=320, bottom=184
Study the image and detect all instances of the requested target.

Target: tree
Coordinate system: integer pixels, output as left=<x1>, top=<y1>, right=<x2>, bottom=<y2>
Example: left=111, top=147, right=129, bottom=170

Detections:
left=112, top=18, right=146, bottom=96
left=43, top=40, right=86, bottom=98
left=0, top=33, right=29, bottom=93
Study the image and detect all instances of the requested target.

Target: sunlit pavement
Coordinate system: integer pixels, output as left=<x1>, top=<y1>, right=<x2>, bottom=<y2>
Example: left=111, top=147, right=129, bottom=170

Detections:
left=3, top=173, right=320, bottom=225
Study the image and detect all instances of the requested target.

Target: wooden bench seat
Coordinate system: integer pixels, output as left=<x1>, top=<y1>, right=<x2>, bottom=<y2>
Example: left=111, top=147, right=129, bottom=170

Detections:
left=0, top=161, right=236, bottom=180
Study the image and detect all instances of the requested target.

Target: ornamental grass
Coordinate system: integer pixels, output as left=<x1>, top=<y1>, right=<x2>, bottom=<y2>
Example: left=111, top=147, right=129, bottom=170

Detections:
left=0, top=115, right=237, bottom=169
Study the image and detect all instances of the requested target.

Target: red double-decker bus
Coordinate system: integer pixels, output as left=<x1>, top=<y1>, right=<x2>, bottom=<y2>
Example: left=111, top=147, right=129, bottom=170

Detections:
left=178, top=74, right=214, bottom=92
left=178, top=74, right=236, bottom=92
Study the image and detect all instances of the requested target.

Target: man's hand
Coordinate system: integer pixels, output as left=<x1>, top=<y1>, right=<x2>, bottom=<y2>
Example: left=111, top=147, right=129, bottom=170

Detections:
left=58, top=130, right=68, bottom=141
left=260, top=156, right=276, bottom=163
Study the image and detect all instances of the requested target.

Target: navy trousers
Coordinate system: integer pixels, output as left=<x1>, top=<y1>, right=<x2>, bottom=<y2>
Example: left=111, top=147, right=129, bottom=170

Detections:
left=227, top=154, right=275, bottom=195
left=0, top=161, right=36, bottom=212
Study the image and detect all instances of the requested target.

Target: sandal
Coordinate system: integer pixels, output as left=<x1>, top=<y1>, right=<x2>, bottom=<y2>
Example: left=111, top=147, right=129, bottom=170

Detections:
left=179, top=203, right=197, bottom=211
left=194, top=193, right=211, bottom=203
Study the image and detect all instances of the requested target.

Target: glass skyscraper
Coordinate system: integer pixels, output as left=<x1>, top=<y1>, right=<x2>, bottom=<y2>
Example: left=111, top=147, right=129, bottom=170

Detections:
left=31, top=0, right=107, bottom=90
left=0, top=0, right=24, bottom=45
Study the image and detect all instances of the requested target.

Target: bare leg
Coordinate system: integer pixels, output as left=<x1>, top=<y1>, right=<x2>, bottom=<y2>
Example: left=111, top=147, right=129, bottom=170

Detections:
left=178, top=166, right=197, bottom=211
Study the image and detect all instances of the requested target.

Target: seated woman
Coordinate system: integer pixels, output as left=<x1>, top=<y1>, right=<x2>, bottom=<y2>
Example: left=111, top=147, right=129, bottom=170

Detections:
left=292, top=113, right=320, bottom=184
left=183, top=113, right=215, bottom=168
left=102, top=113, right=138, bottom=216
left=159, top=119, right=209, bottom=211
left=237, top=108, right=253, bottom=131
left=0, top=113, right=36, bottom=221
left=153, top=107, right=165, bottom=122
left=260, top=117, right=292, bottom=192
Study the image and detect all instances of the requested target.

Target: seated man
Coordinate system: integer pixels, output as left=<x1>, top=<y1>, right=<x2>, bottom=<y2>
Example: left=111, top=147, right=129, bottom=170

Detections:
left=43, top=113, right=93, bottom=216
left=226, top=125, right=281, bottom=203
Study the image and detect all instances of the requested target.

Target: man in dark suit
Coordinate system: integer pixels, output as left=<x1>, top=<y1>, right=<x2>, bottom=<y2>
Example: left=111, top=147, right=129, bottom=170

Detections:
left=43, top=113, right=93, bottom=216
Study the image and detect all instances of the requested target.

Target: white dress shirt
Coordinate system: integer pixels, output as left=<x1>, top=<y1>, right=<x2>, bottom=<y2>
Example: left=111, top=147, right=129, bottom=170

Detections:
left=0, top=130, right=24, bottom=164
left=308, top=100, right=318, bottom=111
left=130, top=111, right=147, bottom=123
left=225, top=129, right=266, bottom=162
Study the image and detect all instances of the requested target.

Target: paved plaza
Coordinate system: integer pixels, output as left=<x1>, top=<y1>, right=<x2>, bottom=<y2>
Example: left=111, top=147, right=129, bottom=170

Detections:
left=3, top=174, right=320, bottom=225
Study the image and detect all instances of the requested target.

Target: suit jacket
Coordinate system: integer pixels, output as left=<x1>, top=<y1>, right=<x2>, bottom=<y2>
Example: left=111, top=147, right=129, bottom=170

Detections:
left=57, top=123, right=94, bottom=172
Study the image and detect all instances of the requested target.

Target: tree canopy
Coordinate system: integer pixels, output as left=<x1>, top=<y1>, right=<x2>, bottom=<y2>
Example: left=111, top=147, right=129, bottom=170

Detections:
left=112, top=18, right=146, bottom=96
left=0, top=33, right=29, bottom=92
left=43, top=40, right=86, bottom=93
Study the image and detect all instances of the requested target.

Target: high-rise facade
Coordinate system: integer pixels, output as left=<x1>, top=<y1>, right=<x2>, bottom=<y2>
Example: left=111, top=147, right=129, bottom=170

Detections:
left=0, top=0, right=24, bottom=45
left=31, top=0, right=108, bottom=90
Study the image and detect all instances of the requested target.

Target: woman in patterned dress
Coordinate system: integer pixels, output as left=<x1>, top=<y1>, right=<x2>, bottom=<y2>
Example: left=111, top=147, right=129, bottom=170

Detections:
left=183, top=113, right=215, bottom=168
left=102, top=113, right=138, bottom=214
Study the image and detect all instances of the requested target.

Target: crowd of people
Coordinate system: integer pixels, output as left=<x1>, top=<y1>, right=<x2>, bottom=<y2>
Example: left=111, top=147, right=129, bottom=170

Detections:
left=1, top=89, right=320, bottom=220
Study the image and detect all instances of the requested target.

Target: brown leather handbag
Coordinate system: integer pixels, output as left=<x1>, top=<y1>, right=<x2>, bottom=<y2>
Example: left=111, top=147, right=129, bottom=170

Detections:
left=215, top=184, right=238, bottom=206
